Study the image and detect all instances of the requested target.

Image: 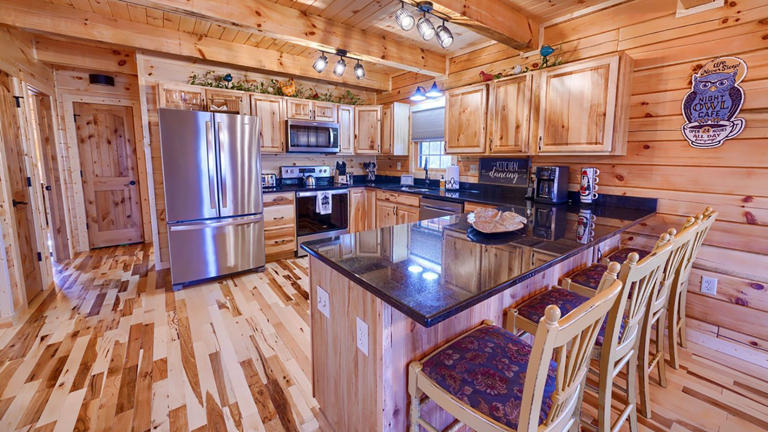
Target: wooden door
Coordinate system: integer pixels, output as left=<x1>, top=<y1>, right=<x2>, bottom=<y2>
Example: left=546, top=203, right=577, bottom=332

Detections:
left=33, top=92, right=69, bottom=262
left=337, top=105, right=355, bottom=154
left=74, top=102, right=144, bottom=248
left=445, top=83, right=487, bottom=154
left=206, top=89, right=250, bottom=114
left=375, top=200, right=396, bottom=229
left=349, top=188, right=367, bottom=233
left=488, top=75, right=531, bottom=154
left=286, top=99, right=312, bottom=120
left=380, top=104, right=392, bottom=155
left=537, top=55, right=619, bottom=154
left=251, top=94, right=285, bottom=153
left=396, top=205, right=419, bottom=224
left=313, top=101, right=337, bottom=122
left=355, top=105, right=381, bottom=154
left=0, top=71, right=43, bottom=300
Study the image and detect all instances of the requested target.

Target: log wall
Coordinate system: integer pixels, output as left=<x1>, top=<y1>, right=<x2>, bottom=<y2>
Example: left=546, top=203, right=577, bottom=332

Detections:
left=382, top=0, right=768, bottom=371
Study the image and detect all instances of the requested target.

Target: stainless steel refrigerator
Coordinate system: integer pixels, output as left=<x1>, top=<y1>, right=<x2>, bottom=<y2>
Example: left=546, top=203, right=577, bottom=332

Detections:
left=158, top=108, right=265, bottom=286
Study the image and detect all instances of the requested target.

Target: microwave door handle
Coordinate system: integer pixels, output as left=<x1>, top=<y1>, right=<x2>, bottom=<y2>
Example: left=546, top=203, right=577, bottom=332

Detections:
left=217, top=121, right=228, bottom=209
left=205, top=121, right=216, bottom=210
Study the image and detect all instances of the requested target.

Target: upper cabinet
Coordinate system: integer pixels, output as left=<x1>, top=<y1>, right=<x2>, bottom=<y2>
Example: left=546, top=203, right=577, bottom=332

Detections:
left=338, top=105, right=355, bottom=155
left=380, top=102, right=410, bottom=156
left=445, top=83, right=488, bottom=154
left=206, top=89, right=250, bottom=114
left=158, top=83, right=206, bottom=111
left=535, top=53, right=632, bottom=155
left=488, top=75, right=532, bottom=154
left=355, top=105, right=382, bottom=154
left=286, top=99, right=337, bottom=122
left=251, top=94, right=285, bottom=153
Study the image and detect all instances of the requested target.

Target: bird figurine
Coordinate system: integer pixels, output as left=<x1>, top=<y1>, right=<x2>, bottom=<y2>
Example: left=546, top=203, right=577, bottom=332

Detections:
left=479, top=70, right=495, bottom=82
left=539, top=45, right=555, bottom=68
left=280, top=78, right=297, bottom=97
left=222, top=73, right=233, bottom=83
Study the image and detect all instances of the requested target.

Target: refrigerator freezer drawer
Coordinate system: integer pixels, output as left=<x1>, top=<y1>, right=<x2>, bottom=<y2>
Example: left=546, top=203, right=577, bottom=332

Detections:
left=168, top=215, right=265, bottom=285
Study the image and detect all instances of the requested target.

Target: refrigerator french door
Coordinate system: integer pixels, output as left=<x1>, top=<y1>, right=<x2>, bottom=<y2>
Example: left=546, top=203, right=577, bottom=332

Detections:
left=159, top=108, right=265, bottom=286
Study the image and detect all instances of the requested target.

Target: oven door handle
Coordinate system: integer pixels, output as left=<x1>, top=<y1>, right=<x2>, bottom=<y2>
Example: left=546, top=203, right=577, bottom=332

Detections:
left=296, top=190, right=349, bottom=198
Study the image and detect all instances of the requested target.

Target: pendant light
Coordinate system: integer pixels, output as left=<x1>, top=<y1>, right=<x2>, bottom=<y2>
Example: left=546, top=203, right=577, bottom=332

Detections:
left=312, top=52, right=328, bottom=73
left=354, top=60, right=365, bottom=80
left=425, top=81, right=442, bottom=98
left=417, top=12, right=436, bottom=40
left=395, top=1, right=415, bottom=31
left=333, top=55, right=347, bottom=77
left=435, top=20, right=453, bottom=49
left=410, top=86, right=427, bottom=101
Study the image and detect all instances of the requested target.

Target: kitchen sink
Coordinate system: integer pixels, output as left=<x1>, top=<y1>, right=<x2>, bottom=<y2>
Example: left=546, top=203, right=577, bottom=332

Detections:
left=399, top=186, right=432, bottom=192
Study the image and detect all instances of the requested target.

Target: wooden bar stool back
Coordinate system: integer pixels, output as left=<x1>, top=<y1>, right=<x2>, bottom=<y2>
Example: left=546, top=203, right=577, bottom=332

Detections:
left=667, top=207, right=718, bottom=369
left=637, top=217, right=699, bottom=418
left=407, top=268, right=624, bottom=432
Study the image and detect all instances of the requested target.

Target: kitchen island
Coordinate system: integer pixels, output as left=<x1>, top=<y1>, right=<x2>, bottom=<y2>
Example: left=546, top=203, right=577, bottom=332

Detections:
left=302, top=202, right=654, bottom=431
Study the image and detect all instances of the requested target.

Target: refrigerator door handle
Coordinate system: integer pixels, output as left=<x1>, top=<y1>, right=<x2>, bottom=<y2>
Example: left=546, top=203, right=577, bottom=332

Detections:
left=169, top=214, right=263, bottom=231
left=217, top=121, right=228, bottom=209
left=205, top=121, right=217, bottom=210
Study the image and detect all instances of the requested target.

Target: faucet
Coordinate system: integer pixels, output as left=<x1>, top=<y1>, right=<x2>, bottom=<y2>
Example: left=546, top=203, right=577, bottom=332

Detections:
left=424, top=157, right=430, bottom=188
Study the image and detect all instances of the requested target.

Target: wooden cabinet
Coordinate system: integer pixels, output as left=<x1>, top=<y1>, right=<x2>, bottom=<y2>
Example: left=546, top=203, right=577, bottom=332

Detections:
left=206, top=89, right=250, bottom=114
left=445, top=83, right=488, bottom=154
left=380, top=102, right=410, bottom=156
left=251, top=94, right=285, bottom=153
left=375, top=200, right=397, bottom=229
left=375, top=191, right=420, bottom=228
left=355, top=105, right=382, bottom=154
left=488, top=75, right=532, bottom=154
left=395, top=205, right=419, bottom=225
left=338, top=105, right=355, bottom=155
left=286, top=99, right=337, bottom=122
left=157, top=83, right=206, bottom=110
left=349, top=188, right=375, bottom=233
left=263, top=192, right=296, bottom=261
left=535, top=53, right=632, bottom=155
left=464, top=201, right=498, bottom=213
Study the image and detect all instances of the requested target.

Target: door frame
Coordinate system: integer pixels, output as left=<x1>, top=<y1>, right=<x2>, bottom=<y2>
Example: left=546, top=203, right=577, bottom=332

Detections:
left=62, top=95, right=154, bottom=252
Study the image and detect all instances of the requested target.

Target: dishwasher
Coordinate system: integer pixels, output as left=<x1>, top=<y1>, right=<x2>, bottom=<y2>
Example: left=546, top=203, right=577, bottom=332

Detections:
left=419, top=197, right=464, bottom=219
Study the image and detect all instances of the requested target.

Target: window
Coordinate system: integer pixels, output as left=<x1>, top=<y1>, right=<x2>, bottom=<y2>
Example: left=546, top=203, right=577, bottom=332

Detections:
left=418, top=141, right=451, bottom=169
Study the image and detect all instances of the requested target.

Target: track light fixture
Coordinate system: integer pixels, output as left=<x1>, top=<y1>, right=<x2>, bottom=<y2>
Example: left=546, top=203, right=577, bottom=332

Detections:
left=313, top=52, right=328, bottom=73
left=394, top=2, right=454, bottom=50
left=354, top=60, right=365, bottom=80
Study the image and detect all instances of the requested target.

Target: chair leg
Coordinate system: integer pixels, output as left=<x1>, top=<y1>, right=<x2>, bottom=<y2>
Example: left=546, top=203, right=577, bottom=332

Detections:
left=408, top=362, right=423, bottom=432
left=570, top=382, right=586, bottom=432
left=657, top=311, right=668, bottom=388
left=667, top=297, right=681, bottom=370
left=638, top=317, right=653, bottom=419
left=597, top=365, right=613, bottom=432
left=679, top=287, right=689, bottom=349
left=627, top=353, right=640, bottom=432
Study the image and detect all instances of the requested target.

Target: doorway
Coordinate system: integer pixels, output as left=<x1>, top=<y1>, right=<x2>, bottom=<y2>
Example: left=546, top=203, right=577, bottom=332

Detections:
left=0, top=71, right=43, bottom=300
left=73, top=102, right=144, bottom=249
left=30, top=90, right=69, bottom=262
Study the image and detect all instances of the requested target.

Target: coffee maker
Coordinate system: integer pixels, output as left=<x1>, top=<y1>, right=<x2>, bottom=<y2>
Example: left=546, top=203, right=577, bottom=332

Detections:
left=534, top=166, right=569, bottom=204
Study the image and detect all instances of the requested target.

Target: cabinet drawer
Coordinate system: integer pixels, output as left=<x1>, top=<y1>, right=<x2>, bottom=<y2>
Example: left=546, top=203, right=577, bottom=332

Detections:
left=263, top=192, right=295, bottom=207
left=264, top=205, right=295, bottom=228
left=375, top=191, right=420, bottom=207
left=265, top=226, right=296, bottom=254
left=464, top=201, right=498, bottom=213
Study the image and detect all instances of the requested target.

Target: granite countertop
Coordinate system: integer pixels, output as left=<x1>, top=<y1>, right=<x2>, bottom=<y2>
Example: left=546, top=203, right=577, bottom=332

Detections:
left=301, top=201, right=655, bottom=327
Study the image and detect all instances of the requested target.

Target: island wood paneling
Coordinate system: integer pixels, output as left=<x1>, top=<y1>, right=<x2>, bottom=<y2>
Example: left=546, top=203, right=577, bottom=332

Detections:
left=384, top=0, right=768, bottom=373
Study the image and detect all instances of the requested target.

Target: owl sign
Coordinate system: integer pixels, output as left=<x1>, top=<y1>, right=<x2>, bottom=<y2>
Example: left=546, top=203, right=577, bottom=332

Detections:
left=682, top=57, right=747, bottom=149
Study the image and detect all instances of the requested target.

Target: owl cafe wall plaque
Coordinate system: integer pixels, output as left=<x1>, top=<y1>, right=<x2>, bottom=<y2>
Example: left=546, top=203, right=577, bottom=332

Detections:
left=682, top=56, right=747, bottom=149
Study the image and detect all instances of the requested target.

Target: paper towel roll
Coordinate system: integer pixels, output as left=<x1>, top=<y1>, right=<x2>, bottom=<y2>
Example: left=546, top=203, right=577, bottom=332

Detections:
left=446, top=166, right=460, bottom=190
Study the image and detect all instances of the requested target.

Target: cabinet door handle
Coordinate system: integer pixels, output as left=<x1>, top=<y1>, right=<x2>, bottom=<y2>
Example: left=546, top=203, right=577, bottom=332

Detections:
left=538, top=136, right=543, bottom=152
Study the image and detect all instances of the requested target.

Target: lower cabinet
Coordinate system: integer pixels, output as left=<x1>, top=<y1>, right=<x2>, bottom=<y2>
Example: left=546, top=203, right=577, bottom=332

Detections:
left=349, top=188, right=376, bottom=233
left=464, top=201, right=498, bottom=213
left=263, top=192, right=296, bottom=261
left=375, top=200, right=397, bottom=229
left=396, top=205, right=419, bottom=225
left=375, top=191, right=420, bottom=229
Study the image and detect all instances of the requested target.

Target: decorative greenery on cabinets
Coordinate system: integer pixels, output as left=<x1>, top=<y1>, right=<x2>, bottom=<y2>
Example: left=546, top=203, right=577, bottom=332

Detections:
left=188, top=71, right=363, bottom=105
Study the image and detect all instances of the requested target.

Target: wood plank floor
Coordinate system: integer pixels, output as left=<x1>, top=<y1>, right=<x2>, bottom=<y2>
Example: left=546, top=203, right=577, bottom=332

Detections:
left=0, top=244, right=765, bottom=431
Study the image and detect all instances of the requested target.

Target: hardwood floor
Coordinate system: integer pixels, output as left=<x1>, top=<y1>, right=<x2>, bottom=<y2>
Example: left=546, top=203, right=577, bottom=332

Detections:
left=0, top=244, right=765, bottom=431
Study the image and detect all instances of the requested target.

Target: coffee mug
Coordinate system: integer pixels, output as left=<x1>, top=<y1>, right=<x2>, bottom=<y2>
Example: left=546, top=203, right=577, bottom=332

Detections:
left=577, top=209, right=596, bottom=244
left=580, top=167, right=600, bottom=203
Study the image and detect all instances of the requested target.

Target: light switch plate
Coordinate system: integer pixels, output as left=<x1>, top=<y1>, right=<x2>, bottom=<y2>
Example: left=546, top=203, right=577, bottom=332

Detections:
left=356, top=317, right=369, bottom=356
left=316, top=286, right=330, bottom=318
left=701, top=275, right=718, bottom=296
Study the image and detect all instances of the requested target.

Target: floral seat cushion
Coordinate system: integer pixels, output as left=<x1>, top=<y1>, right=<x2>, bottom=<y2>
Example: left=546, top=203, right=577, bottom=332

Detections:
left=570, top=263, right=609, bottom=290
left=422, top=325, right=557, bottom=430
left=607, top=247, right=650, bottom=264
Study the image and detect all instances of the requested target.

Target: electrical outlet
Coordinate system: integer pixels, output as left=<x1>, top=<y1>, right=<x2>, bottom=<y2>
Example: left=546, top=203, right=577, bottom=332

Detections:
left=397, top=161, right=401, bottom=170
left=701, top=275, right=718, bottom=296
left=356, top=317, right=369, bottom=356
left=469, top=164, right=479, bottom=174
left=316, top=286, right=330, bottom=318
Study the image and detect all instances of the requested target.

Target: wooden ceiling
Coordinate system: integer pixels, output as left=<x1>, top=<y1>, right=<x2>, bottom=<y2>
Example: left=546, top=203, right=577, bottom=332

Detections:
left=0, top=0, right=625, bottom=89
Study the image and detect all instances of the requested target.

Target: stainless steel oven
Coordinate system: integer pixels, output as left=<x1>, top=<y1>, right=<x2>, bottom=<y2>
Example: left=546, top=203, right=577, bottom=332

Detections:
left=295, top=189, right=349, bottom=256
left=287, top=119, right=340, bottom=153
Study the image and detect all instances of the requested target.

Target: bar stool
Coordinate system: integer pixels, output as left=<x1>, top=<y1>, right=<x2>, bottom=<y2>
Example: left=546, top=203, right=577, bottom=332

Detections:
left=636, top=217, right=699, bottom=418
left=668, top=207, right=718, bottom=369
left=407, top=266, right=624, bottom=432
left=508, top=232, right=673, bottom=432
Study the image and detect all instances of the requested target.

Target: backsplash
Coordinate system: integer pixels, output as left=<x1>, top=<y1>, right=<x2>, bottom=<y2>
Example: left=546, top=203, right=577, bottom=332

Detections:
left=261, top=154, right=376, bottom=176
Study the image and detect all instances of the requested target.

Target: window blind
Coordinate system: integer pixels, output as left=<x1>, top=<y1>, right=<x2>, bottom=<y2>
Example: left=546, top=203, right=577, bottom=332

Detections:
left=410, top=107, right=445, bottom=141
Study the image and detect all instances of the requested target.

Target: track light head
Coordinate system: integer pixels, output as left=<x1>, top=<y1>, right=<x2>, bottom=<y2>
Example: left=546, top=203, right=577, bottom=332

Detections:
left=354, top=60, right=365, bottom=80
left=313, top=52, right=328, bottom=73
left=410, top=86, right=427, bottom=101
left=436, top=21, right=453, bottom=49
left=425, top=81, right=442, bottom=98
left=417, top=13, right=435, bottom=41
left=333, top=56, right=347, bottom=77
left=395, top=2, right=415, bottom=31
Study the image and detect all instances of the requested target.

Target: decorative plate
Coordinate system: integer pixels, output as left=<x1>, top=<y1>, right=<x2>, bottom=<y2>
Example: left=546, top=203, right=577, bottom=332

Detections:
left=467, top=208, right=526, bottom=234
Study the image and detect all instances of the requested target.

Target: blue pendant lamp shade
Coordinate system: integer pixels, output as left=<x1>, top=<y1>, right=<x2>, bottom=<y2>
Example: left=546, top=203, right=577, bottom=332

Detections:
left=425, top=82, right=442, bottom=98
left=410, top=86, right=427, bottom=101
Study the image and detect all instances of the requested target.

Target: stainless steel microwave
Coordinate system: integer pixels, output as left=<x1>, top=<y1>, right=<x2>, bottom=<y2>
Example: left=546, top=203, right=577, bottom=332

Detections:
left=287, top=119, right=340, bottom=153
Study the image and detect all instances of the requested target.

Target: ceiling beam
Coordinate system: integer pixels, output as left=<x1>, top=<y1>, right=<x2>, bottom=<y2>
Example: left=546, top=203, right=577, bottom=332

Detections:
left=0, top=0, right=390, bottom=89
left=117, top=0, right=447, bottom=76
left=430, top=0, right=538, bottom=50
